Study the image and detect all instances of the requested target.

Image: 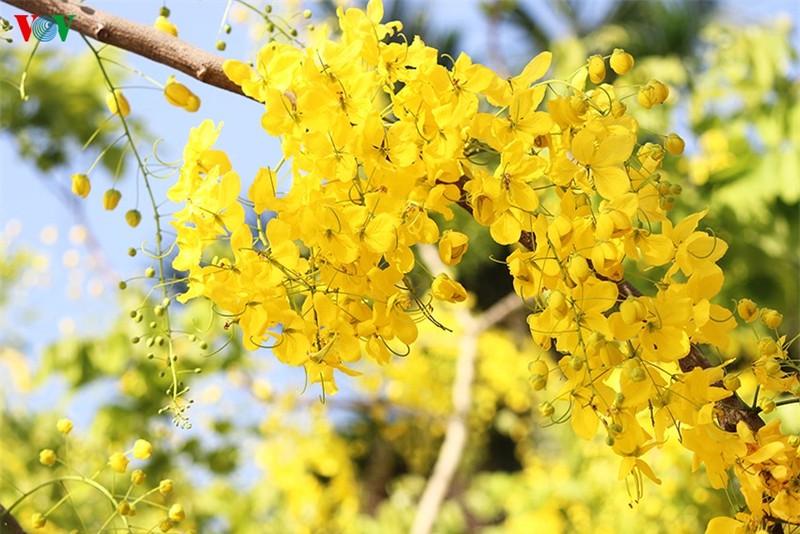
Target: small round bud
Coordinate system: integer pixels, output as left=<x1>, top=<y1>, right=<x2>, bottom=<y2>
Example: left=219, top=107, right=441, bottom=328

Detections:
left=303, top=9, right=312, bottom=18
left=759, top=399, right=776, bottom=414
left=764, top=357, right=782, bottom=376
left=723, top=374, right=741, bottom=391
left=159, top=6, right=171, bottom=17
left=71, top=173, right=91, bottom=198
left=224, top=24, right=231, bottom=34
left=108, top=452, right=129, bottom=473
left=31, top=513, right=47, bottom=529
left=154, top=305, right=165, bottom=316
left=125, top=209, right=142, bottom=228
left=665, top=133, right=685, bottom=155
left=131, top=336, right=140, bottom=344
left=169, top=503, right=186, bottom=522
left=145, top=267, right=156, bottom=278
left=118, top=501, right=132, bottom=516
left=265, top=5, right=272, bottom=13
left=215, top=40, right=226, bottom=51
left=159, top=479, right=174, bottom=495
left=199, top=341, right=208, bottom=350
left=609, top=48, right=634, bottom=75
left=569, top=354, right=584, bottom=371
left=133, top=439, right=153, bottom=460
left=57, top=418, right=73, bottom=434
left=127, top=247, right=137, bottom=257
left=131, top=469, right=146, bottom=485
left=290, top=28, right=298, bottom=37
left=39, top=449, right=57, bottom=466
left=102, top=189, right=122, bottom=210
left=761, top=309, right=783, bottom=330
left=159, top=519, right=174, bottom=533
left=118, top=281, right=127, bottom=290
left=588, top=55, right=606, bottom=84
left=605, top=436, right=615, bottom=446
left=538, top=401, right=555, bottom=418
left=129, top=310, right=138, bottom=318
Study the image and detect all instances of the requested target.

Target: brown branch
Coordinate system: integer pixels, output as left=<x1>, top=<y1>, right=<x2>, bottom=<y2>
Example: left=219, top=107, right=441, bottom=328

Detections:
left=2, top=0, right=248, bottom=99
left=1, top=503, right=27, bottom=534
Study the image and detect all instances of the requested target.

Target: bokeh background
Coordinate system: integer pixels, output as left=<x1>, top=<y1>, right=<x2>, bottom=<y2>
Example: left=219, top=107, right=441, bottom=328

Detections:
left=1, top=1, right=798, bottom=532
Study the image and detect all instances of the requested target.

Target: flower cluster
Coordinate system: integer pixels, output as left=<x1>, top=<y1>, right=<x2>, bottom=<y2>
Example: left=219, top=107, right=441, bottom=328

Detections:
left=167, top=0, right=799, bottom=529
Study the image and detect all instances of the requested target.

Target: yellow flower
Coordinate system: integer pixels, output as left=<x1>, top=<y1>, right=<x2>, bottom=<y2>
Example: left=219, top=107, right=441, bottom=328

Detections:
left=131, top=469, right=146, bottom=485
left=431, top=273, right=467, bottom=303
left=31, top=513, right=47, bottom=529
left=609, top=48, right=634, bottom=74
left=132, top=438, right=152, bottom=460
left=108, top=452, right=129, bottom=473
left=39, top=449, right=57, bottom=466
left=588, top=54, right=606, bottom=84
left=103, top=189, right=122, bottom=210
left=154, top=15, right=178, bottom=37
left=637, top=80, right=670, bottom=109
left=571, top=128, right=636, bottom=199
left=168, top=503, right=186, bottom=522
left=438, top=231, right=469, bottom=266
left=159, top=479, right=174, bottom=495
left=105, top=89, right=131, bottom=117
left=125, top=209, right=142, bottom=228
left=71, top=173, right=91, bottom=198
left=164, top=77, right=200, bottom=112
left=736, top=298, right=758, bottom=323
left=665, top=133, right=685, bottom=155
left=56, top=418, right=73, bottom=434
left=761, top=309, right=783, bottom=329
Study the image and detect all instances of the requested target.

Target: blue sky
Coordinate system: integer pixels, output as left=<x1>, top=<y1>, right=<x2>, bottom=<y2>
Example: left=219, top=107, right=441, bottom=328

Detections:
left=1, top=0, right=798, bottom=415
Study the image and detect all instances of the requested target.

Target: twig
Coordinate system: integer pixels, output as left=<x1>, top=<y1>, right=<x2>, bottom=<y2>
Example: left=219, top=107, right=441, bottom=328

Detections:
left=411, top=245, right=523, bottom=534
left=2, top=0, right=248, bottom=99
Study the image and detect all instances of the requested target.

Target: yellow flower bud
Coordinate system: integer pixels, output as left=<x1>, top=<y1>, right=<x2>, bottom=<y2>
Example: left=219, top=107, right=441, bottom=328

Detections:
left=761, top=309, right=783, bottom=330
left=764, top=357, right=782, bottom=375
left=159, top=519, right=174, bottom=533
left=125, top=209, right=142, bottom=228
left=759, top=338, right=778, bottom=356
left=538, top=401, right=555, bottom=418
left=159, top=478, right=174, bottom=495
left=438, top=231, right=469, bottom=266
left=108, top=452, right=129, bottom=473
left=39, top=449, right=57, bottom=466
left=56, top=418, right=73, bottom=434
left=665, top=133, right=685, bottom=155
left=105, top=89, right=131, bottom=117
left=31, top=513, right=47, bottom=529
left=103, top=189, right=122, bottom=211
left=133, top=438, right=153, bottom=460
left=736, top=298, right=759, bottom=323
left=168, top=503, right=186, bottom=522
left=431, top=273, right=467, bottom=303
left=759, top=398, right=776, bottom=414
left=527, top=360, right=549, bottom=391
left=164, top=77, right=201, bottom=112
left=131, top=469, right=147, bottom=485
left=588, top=54, right=606, bottom=84
left=609, top=48, right=634, bottom=75
left=71, top=173, right=91, bottom=198
left=117, top=501, right=132, bottom=516
left=723, top=374, right=741, bottom=391
left=154, top=15, right=178, bottom=37
left=638, top=80, right=670, bottom=109
left=548, top=290, right=568, bottom=318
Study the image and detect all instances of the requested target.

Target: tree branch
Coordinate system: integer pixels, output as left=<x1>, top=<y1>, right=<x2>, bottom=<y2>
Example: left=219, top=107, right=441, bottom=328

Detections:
left=2, top=0, right=248, bottom=99
left=412, top=245, right=524, bottom=534
left=1, top=503, right=27, bottom=534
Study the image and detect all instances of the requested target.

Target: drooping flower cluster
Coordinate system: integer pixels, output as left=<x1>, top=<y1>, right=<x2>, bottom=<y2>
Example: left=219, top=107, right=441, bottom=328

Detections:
left=167, top=1, right=799, bottom=530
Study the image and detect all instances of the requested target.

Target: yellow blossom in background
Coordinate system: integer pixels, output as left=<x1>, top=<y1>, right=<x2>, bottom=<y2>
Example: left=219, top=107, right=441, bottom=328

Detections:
left=132, top=439, right=152, bottom=460
left=38, top=449, right=56, bottom=466
left=168, top=504, right=185, bottom=522
left=56, top=418, right=73, bottom=434
left=105, top=89, right=131, bottom=117
left=108, top=452, right=129, bottom=473
left=159, top=479, right=174, bottom=495
left=131, top=469, right=146, bottom=485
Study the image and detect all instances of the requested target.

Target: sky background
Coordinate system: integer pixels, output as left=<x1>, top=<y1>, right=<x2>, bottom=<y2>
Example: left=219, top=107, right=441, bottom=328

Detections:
left=1, top=0, right=799, bottom=431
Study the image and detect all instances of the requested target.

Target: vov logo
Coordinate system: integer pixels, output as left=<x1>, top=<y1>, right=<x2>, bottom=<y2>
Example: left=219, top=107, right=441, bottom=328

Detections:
left=14, top=14, right=75, bottom=42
